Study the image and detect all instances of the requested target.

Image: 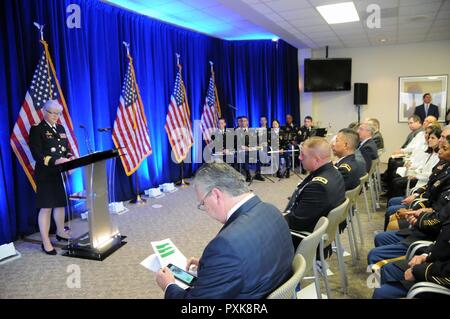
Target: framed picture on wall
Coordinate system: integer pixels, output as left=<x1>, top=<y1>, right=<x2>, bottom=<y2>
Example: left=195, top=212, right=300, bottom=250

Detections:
left=398, top=75, right=448, bottom=122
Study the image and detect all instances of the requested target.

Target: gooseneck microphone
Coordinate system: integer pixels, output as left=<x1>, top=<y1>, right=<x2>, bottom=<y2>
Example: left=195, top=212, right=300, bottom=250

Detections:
left=79, top=124, right=93, bottom=154
left=98, top=127, right=112, bottom=132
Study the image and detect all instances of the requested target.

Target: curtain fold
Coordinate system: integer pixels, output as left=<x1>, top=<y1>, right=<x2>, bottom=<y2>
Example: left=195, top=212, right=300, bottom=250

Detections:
left=0, top=0, right=299, bottom=244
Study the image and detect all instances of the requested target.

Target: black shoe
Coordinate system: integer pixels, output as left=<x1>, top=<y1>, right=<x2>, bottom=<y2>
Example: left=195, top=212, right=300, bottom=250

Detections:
left=276, top=171, right=283, bottom=178
left=246, top=175, right=252, bottom=183
left=41, top=244, right=57, bottom=255
left=285, top=169, right=290, bottom=178
left=56, top=234, right=69, bottom=242
left=254, top=174, right=265, bottom=181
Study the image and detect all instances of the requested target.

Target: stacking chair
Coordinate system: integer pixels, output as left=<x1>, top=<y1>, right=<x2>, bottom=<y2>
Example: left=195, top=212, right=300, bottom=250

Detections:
left=291, top=216, right=329, bottom=299
left=360, top=174, right=373, bottom=220
left=407, top=282, right=450, bottom=298
left=404, top=240, right=450, bottom=298
left=321, top=198, right=350, bottom=296
left=266, top=254, right=306, bottom=299
left=368, top=159, right=380, bottom=211
left=345, top=185, right=363, bottom=263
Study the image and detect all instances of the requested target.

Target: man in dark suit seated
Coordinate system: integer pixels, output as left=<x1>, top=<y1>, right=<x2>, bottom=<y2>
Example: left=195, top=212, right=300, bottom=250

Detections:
left=156, top=163, right=294, bottom=299
left=414, top=93, right=440, bottom=123
left=284, top=137, right=346, bottom=248
left=357, top=121, right=379, bottom=173
left=332, top=128, right=365, bottom=191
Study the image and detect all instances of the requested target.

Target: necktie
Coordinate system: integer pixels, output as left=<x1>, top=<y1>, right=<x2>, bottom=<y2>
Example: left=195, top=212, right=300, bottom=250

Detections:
left=425, top=104, right=429, bottom=115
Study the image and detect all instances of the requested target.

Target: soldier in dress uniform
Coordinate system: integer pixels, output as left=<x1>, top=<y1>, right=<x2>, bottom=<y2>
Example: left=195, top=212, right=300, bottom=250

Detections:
left=297, top=116, right=317, bottom=144
left=332, top=128, right=365, bottom=191
left=284, top=137, right=346, bottom=249
left=282, top=114, right=300, bottom=174
left=29, top=99, right=73, bottom=255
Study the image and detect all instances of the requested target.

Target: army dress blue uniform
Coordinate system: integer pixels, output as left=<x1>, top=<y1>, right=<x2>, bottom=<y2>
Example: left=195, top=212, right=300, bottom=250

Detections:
left=29, top=120, right=72, bottom=208
left=284, top=162, right=346, bottom=249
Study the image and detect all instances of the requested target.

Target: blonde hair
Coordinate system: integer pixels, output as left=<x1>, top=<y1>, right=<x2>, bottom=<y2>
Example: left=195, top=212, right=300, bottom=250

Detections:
left=303, top=137, right=331, bottom=160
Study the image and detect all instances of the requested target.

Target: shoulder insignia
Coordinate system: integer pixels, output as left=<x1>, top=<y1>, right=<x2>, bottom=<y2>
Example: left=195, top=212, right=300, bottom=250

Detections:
left=339, top=163, right=351, bottom=172
left=433, top=180, right=441, bottom=188
left=312, top=176, right=328, bottom=184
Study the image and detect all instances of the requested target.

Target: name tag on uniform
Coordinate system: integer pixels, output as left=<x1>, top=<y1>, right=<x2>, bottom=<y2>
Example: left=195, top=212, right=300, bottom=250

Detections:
left=60, top=133, right=67, bottom=138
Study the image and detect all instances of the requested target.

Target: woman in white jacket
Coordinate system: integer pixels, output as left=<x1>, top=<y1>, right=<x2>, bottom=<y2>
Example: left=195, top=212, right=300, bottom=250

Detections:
left=389, top=126, right=441, bottom=197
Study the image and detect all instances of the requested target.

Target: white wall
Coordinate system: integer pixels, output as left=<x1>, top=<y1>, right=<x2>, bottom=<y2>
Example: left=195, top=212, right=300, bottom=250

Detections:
left=299, top=40, right=450, bottom=162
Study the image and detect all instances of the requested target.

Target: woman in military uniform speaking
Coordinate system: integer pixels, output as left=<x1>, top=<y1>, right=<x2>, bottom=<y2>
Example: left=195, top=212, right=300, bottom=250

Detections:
left=29, top=100, right=73, bottom=255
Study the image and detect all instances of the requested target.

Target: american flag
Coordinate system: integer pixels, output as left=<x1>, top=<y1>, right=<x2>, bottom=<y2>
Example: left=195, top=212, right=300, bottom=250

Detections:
left=201, top=69, right=221, bottom=143
left=10, top=41, right=80, bottom=191
left=165, top=65, right=193, bottom=163
left=112, top=58, right=152, bottom=176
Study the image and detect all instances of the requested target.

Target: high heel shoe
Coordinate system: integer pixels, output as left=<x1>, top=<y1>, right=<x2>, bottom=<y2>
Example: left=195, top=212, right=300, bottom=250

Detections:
left=55, top=234, right=69, bottom=242
left=41, top=244, right=57, bottom=255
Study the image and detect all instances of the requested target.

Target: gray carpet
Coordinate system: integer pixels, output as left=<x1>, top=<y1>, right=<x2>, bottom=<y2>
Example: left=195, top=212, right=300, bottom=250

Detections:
left=0, top=172, right=386, bottom=299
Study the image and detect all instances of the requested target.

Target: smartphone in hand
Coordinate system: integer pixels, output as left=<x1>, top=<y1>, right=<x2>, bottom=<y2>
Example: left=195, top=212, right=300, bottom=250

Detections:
left=167, top=263, right=197, bottom=286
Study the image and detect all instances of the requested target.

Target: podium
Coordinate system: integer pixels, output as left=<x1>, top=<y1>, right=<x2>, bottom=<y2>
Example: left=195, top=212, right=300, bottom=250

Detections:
left=57, top=149, right=126, bottom=260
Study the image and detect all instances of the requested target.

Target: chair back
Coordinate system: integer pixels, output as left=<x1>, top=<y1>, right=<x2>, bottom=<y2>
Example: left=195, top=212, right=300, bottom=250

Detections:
left=295, top=217, right=329, bottom=274
left=360, top=173, right=369, bottom=184
left=267, top=254, right=306, bottom=299
left=346, top=184, right=362, bottom=204
left=323, top=198, right=350, bottom=247
left=368, top=158, right=378, bottom=177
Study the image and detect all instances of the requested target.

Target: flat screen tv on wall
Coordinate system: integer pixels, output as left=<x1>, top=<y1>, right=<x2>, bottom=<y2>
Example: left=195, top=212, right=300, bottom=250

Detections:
left=304, top=58, right=352, bottom=92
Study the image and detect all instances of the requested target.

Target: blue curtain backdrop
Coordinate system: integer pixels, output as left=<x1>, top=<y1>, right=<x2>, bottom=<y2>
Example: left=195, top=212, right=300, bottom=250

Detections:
left=0, top=0, right=300, bottom=244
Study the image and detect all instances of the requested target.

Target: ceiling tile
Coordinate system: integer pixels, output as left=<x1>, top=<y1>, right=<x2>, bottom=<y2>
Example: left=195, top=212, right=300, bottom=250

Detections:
left=399, top=0, right=438, bottom=6
left=264, top=0, right=311, bottom=12
left=249, top=3, right=273, bottom=14
left=264, top=12, right=286, bottom=22
left=180, top=0, right=220, bottom=9
left=436, top=9, right=450, bottom=19
left=356, top=0, right=399, bottom=10
left=278, top=7, right=321, bottom=20
left=399, top=3, right=441, bottom=16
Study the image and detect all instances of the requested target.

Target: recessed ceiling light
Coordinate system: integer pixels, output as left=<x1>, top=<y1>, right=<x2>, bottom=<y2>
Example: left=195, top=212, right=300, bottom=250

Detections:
left=379, top=38, right=387, bottom=43
left=316, top=2, right=360, bottom=24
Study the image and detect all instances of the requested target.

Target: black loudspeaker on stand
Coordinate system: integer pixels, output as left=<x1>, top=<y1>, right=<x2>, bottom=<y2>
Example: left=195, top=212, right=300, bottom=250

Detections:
left=354, top=83, right=368, bottom=123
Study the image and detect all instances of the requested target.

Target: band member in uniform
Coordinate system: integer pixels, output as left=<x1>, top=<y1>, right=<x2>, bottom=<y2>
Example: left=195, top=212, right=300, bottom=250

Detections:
left=29, top=100, right=73, bottom=255
left=282, top=114, right=300, bottom=172
left=297, top=116, right=317, bottom=144
left=284, top=137, right=346, bottom=249
left=269, top=119, right=291, bottom=178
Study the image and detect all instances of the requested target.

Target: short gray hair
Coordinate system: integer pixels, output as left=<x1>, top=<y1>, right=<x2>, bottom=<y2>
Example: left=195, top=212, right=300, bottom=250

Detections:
left=43, top=99, right=63, bottom=112
left=193, top=163, right=250, bottom=196
left=360, top=122, right=375, bottom=136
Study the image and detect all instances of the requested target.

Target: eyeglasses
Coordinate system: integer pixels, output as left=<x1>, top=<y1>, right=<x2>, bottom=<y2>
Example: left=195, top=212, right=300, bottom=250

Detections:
left=197, top=189, right=213, bottom=211
left=45, top=109, right=62, bottom=116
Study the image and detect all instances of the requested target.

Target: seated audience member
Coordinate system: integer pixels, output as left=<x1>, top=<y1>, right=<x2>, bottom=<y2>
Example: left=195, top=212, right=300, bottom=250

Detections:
left=387, top=126, right=441, bottom=198
left=284, top=137, right=345, bottom=249
left=381, top=115, right=423, bottom=185
left=382, top=126, right=450, bottom=230
left=366, top=118, right=384, bottom=150
left=282, top=114, right=300, bottom=170
left=357, top=121, right=378, bottom=173
left=156, top=163, right=294, bottom=299
left=332, top=128, right=365, bottom=190
left=373, top=203, right=450, bottom=299
left=269, top=119, right=291, bottom=178
left=368, top=135, right=450, bottom=265
left=414, top=93, right=440, bottom=123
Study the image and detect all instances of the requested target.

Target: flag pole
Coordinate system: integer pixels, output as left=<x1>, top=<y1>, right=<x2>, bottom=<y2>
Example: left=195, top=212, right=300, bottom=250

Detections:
left=174, top=53, right=189, bottom=187
left=123, top=42, right=146, bottom=204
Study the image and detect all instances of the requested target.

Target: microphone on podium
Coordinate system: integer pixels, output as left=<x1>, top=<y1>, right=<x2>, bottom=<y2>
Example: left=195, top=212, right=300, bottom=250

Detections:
left=79, top=124, right=93, bottom=154
left=98, top=127, right=112, bottom=132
